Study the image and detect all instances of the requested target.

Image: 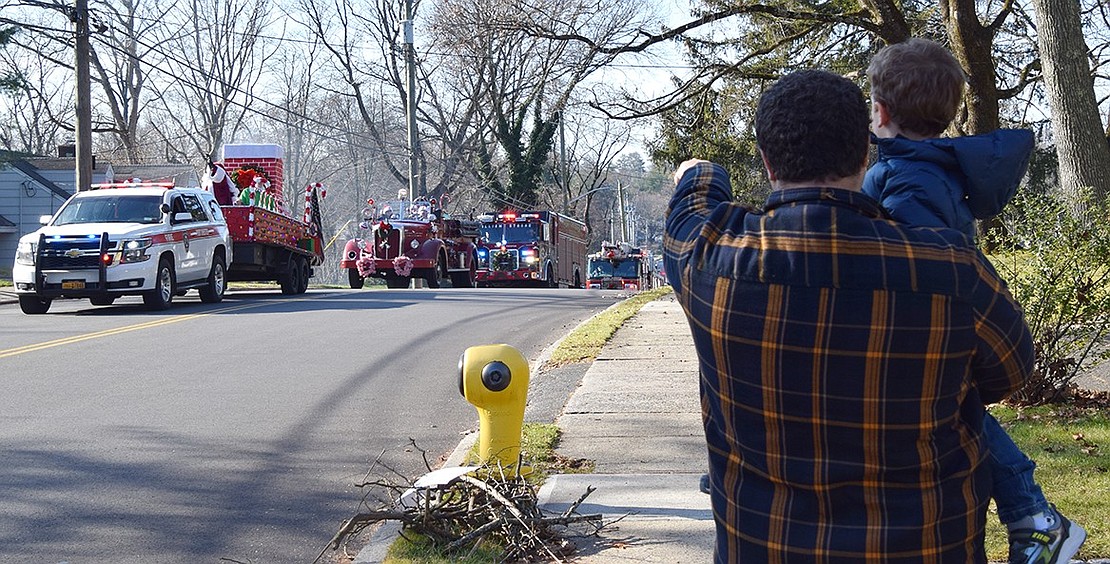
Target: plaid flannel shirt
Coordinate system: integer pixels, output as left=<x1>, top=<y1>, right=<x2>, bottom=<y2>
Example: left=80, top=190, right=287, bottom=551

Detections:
left=664, top=162, right=1033, bottom=563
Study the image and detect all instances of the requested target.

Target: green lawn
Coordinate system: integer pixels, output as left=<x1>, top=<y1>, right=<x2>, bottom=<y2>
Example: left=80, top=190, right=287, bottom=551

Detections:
left=985, top=404, right=1110, bottom=560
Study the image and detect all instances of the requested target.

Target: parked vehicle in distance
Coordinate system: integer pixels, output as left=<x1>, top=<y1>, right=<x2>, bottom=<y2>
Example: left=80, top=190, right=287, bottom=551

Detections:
left=340, top=197, right=480, bottom=289
left=12, top=182, right=232, bottom=314
left=475, top=210, right=586, bottom=288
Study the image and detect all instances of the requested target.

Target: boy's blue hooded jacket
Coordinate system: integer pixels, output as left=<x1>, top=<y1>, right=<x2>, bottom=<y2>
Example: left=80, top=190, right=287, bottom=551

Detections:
left=862, top=129, right=1035, bottom=240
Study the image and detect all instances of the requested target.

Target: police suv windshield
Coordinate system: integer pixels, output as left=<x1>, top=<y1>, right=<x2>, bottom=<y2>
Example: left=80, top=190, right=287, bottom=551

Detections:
left=53, top=195, right=164, bottom=225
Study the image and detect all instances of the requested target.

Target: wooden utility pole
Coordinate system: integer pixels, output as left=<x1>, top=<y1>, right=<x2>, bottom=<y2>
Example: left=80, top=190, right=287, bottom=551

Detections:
left=617, top=181, right=627, bottom=241
left=558, top=111, right=568, bottom=213
left=73, top=0, right=93, bottom=191
left=403, top=0, right=418, bottom=202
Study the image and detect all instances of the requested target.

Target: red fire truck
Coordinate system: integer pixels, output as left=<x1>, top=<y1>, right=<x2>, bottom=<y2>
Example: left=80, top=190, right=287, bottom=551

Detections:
left=475, top=211, right=587, bottom=288
left=340, top=198, right=480, bottom=289
left=586, top=242, right=653, bottom=292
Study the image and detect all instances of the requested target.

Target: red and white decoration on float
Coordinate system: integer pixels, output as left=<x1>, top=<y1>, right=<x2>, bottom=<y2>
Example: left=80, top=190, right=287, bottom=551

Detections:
left=303, top=182, right=328, bottom=232
left=209, top=144, right=326, bottom=258
left=392, top=255, right=414, bottom=277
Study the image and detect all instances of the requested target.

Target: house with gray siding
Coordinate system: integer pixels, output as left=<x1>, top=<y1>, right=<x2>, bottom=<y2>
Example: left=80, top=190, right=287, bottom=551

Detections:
left=0, top=156, right=199, bottom=279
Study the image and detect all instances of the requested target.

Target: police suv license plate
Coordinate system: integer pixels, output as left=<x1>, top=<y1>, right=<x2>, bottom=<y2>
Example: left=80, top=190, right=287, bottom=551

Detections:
left=61, top=280, right=85, bottom=290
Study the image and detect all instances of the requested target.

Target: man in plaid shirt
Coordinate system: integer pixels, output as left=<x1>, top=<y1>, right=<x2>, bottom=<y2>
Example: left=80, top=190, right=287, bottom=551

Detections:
left=664, top=70, right=1034, bottom=562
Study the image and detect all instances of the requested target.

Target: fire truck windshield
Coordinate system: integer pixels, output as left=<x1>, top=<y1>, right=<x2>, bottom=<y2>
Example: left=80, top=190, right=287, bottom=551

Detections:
left=481, top=223, right=539, bottom=243
left=589, top=258, right=639, bottom=278
left=378, top=200, right=434, bottom=221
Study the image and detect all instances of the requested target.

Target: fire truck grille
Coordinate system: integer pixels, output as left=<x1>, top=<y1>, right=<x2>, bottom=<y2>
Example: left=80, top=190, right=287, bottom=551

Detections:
left=374, top=229, right=401, bottom=259
left=491, top=250, right=518, bottom=271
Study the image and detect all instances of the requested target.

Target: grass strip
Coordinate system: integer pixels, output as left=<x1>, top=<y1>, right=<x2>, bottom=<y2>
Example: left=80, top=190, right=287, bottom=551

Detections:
left=546, top=287, right=673, bottom=366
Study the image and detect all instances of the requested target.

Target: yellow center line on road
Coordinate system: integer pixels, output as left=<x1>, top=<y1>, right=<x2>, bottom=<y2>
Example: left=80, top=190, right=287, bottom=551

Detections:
left=0, top=296, right=311, bottom=360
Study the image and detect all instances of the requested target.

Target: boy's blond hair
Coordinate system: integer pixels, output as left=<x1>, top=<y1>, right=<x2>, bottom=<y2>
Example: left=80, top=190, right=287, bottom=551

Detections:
left=867, top=38, right=965, bottom=137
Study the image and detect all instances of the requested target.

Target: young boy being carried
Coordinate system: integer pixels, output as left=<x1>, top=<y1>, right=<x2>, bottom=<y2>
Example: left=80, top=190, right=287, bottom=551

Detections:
left=865, top=38, right=1086, bottom=564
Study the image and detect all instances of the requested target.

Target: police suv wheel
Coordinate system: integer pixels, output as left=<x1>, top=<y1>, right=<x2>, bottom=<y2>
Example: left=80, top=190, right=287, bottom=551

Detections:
left=143, top=258, right=175, bottom=311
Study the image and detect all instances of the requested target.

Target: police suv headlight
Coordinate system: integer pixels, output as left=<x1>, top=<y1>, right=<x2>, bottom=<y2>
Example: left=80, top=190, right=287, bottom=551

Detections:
left=119, top=237, right=153, bottom=263
left=15, top=241, right=35, bottom=265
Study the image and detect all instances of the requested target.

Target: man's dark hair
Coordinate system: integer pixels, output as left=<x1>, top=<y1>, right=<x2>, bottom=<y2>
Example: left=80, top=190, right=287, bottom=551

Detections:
left=755, top=70, right=870, bottom=184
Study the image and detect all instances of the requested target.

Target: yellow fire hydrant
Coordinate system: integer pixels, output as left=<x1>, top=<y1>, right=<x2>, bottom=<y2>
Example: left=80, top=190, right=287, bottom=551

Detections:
left=458, top=344, right=529, bottom=476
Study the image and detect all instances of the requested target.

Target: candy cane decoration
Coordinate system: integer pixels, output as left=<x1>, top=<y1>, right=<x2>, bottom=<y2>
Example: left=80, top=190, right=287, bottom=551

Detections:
left=304, top=182, right=326, bottom=223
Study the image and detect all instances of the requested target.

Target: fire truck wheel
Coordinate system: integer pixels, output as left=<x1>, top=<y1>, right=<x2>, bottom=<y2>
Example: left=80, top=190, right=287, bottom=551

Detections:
left=423, top=255, right=446, bottom=289
left=143, top=258, right=175, bottom=310
left=348, top=268, right=365, bottom=289
left=199, top=255, right=227, bottom=303
left=19, top=295, right=52, bottom=315
left=280, top=257, right=301, bottom=295
left=450, top=262, right=476, bottom=288
left=296, top=256, right=311, bottom=294
left=545, top=264, right=557, bottom=288
left=421, top=267, right=441, bottom=289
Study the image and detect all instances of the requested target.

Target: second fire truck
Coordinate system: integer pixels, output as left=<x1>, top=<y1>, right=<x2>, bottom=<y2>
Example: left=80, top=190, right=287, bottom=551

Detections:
left=475, top=211, right=586, bottom=288
left=586, top=242, right=653, bottom=292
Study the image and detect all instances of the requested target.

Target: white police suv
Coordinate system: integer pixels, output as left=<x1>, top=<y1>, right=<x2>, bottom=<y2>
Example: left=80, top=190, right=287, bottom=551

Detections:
left=12, top=183, right=232, bottom=314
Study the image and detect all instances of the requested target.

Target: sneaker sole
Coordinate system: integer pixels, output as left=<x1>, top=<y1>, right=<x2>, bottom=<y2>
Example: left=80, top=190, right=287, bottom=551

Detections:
left=1053, top=519, right=1087, bottom=564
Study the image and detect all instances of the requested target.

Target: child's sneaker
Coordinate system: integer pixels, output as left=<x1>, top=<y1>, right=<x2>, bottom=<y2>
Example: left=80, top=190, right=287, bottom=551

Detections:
left=1007, top=505, right=1087, bottom=564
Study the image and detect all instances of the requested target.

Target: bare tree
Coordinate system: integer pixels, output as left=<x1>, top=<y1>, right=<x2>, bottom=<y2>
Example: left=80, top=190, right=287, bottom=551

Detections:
left=430, top=0, right=647, bottom=208
left=0, top=12, right=71, bottom=155
left=298, top=0, right=490, bottom=203
left=87, top=0, right=160, bottom=162
left=0, top=25, right=24, bottom=93
left=148, top=0, right=274, bottom=161
left=556, top=109, right=631, bottom=227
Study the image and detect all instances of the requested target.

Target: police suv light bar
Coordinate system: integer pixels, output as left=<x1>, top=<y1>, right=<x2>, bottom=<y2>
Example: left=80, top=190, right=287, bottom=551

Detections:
left=90, top=181, right=175, bottom=190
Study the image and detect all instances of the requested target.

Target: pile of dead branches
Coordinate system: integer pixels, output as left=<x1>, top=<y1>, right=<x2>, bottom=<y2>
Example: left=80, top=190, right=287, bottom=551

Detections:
left=319, top=445, right=605, bottom=563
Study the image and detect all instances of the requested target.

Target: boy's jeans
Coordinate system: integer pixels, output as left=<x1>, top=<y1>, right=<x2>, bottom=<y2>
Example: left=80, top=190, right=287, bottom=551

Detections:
left=985, top=412, right=1050, bottom=524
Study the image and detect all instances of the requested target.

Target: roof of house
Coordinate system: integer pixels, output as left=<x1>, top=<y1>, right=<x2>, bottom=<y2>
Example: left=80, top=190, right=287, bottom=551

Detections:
left=8, top=160, right=74, bottom=200
left=15, top=156, right=109, bottom=171
left=4, top=159, right=200, bottom=202
left=107, top=164, right=199, bottom=186
left=0, top=213, right=16, bottom=233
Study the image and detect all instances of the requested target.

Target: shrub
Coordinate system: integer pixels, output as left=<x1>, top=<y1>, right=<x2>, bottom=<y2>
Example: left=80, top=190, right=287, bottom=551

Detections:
left=985, top=187, right=1110, bottom=405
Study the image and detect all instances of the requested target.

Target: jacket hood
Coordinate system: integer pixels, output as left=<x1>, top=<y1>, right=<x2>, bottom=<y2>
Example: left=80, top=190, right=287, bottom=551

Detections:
left=875, top=130, right=1035, bottom=218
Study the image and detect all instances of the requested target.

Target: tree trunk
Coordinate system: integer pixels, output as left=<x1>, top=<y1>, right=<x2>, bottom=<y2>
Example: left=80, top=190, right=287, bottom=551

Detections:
left=941, top=0, right=1001, bottom=135
left=1031, top=0, right=1110, bottom=205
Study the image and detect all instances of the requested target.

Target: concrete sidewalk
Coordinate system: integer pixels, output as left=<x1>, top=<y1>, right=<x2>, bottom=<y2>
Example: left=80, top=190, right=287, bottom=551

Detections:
left=535, top=294, right=714, bottom=562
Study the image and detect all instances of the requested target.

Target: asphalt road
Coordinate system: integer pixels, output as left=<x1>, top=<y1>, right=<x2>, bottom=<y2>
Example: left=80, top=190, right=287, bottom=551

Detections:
left=0, top=287, right=622, bottom=563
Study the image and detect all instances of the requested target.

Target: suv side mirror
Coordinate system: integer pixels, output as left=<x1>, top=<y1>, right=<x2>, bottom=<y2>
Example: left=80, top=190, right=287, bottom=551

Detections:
left=39, top=214, right=52, bottom=225
left=160, top=203, right=171, bottom=214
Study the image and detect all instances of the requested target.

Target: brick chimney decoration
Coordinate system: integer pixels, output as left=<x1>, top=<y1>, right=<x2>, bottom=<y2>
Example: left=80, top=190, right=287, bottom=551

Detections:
left=220, top=144, right=285, bottom=193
